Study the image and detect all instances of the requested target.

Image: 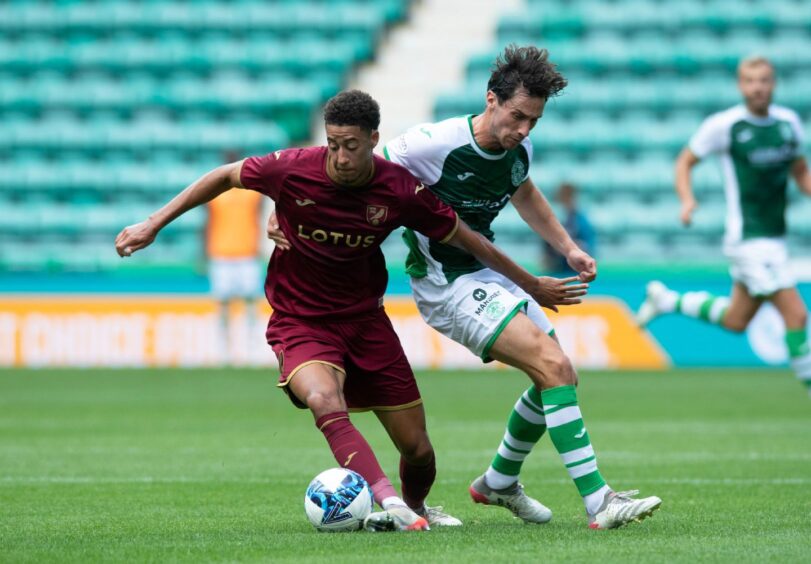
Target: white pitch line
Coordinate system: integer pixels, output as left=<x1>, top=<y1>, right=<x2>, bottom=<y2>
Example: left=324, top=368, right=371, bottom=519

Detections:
left=2, top=476, right=810, bottom=486
left=450, top=449, right=811, bottom=462
left=0, top=476, right=279, bottom=484
left=434, top=477, right=811, bottom=486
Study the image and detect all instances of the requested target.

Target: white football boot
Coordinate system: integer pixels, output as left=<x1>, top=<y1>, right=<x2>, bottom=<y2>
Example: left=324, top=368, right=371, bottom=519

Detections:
left=469, top=475, right=553, bottom=524
left=416, top=505, right=462, bottom=527
left=636, top=280, right=675, bottom=328
left=363, top=505, right=430, bottom=532
left=588, top=489, right=662, bottom=529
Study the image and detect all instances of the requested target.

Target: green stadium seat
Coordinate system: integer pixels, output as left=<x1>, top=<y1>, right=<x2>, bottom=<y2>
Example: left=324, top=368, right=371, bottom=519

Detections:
left=1, top=0, right=410, bottom=272
left=589, top=202, right=631, bottom=237
left=0, top=119, right=290, bottom=157
left=0, top=2, right=389, bottom=35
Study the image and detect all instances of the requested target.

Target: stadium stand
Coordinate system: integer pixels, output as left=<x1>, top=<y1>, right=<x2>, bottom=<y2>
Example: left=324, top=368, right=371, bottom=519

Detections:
left=435, top=0, right=811, bottom=264
left=0, top=0, right=411, bottom=272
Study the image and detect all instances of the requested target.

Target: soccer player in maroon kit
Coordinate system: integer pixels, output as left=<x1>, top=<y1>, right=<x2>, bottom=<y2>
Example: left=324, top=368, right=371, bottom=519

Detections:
left=115, top=90, right=583, bottom=531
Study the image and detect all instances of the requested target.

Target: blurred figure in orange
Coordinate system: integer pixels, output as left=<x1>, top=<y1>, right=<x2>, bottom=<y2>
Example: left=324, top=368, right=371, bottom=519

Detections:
left=206, top=149, right=263, bottom=363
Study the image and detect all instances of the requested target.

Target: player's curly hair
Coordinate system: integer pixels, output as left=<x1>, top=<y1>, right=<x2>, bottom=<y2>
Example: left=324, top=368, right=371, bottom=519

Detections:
left=488, top=45, right=567, bottom=103
left=323, top=90, right=381, bottom=132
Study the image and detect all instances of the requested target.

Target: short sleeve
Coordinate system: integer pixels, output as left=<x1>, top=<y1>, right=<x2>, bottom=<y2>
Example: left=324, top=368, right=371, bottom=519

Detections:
left=239, top=150, right=292, bottom=200
left=787, top=112, right=806, bottom=158
left=401, top=178, right=459, bottom=243
left=689, top=113, right=731, bottom=159
left=520, top=137, right=533, bottom=183
left=383, top=124, right=445, bottom=185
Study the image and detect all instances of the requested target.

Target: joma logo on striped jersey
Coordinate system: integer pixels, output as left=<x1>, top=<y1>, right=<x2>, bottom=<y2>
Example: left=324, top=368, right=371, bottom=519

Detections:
left=473, top=290, right=502, bottom=316
left=297, top=225, right=376, bottom=248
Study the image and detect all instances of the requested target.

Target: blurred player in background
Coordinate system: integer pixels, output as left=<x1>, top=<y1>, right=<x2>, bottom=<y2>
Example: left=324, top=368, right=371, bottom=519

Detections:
left=115, top=90, right=576, bottom=532
left=637, top=56, right=811, bottom=395
left=542, top=182, right=596, bottom=275
left=206, top=149, right=263, bottom=364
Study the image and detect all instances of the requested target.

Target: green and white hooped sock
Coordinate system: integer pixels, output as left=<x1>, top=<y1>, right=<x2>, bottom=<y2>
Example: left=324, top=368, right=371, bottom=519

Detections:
left=541, top=385, right=609, bottom=515
left=676, top=291, right=730, bottom=325
left=786, top=328, right=811, bottom=390
left=485, top=386, right=547, bottom=490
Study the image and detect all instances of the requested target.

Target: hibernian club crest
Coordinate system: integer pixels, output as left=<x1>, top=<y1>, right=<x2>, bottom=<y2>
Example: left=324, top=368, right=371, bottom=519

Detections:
left=511, top=160, right=526, bottom=186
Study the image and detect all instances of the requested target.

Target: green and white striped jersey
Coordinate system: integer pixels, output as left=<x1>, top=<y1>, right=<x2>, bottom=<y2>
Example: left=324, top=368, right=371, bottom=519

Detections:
left=384, top=115, right=532, bottom=284
left=689, top=104, right=804, bottom=246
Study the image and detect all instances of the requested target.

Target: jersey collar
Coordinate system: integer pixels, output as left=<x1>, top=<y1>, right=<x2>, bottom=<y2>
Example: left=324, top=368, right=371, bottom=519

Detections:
left=466, top=115, right=507, bottom=160
left=742, top=104, right=776, bottom=126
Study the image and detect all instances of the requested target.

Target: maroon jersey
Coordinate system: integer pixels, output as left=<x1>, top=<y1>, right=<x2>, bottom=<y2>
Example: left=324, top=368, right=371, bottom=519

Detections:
left=240, top=146, right=458, bottom=319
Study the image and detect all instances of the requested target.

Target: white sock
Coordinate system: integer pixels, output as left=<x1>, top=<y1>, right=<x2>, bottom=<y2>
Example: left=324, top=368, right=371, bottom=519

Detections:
left=584, top=484, right=612, bottom=515
left=656, top=288, right=680, bottom=313
left=791, top=351, right=811, bottom=388
left=676, top=291, right=710, bottom=317
left=381, top=496, right=407, bottom=510
left=484, top=467, right=518, bottom=490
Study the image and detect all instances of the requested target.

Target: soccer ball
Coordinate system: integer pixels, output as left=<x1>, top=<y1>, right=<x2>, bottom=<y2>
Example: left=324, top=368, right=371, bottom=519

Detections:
left=304, top=468, right=374, bottom=532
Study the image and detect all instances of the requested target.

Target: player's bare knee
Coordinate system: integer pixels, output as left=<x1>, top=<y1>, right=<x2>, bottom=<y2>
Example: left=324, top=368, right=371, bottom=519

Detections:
left=722, top=317, right=747, bottom=333
left=558, top=356, right=578, bottom=386
left=400, top=434, right=434, bottom=465
left=570, top=366, right=580, bottom=387
left=784, top=309, right=808, bottom=330
left=540, top=350, right=576, bottom=387
left=521, top=330, right=567, bottom=388
left=305, top=390, right=344, bottom=418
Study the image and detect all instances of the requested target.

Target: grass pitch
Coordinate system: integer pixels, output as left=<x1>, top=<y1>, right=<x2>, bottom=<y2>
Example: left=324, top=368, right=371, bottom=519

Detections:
left=1, top=367, right=809, bottom=563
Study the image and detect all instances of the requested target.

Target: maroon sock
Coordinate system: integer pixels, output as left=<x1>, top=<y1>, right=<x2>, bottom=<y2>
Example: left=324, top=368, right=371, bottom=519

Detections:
left=315, top=411, right=398, bottom=506
left=400, top=452, right=436, bottom=510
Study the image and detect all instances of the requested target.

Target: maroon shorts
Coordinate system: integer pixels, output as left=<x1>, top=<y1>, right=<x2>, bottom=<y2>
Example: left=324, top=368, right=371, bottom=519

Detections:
left=266, top=309, right=422, bottom=412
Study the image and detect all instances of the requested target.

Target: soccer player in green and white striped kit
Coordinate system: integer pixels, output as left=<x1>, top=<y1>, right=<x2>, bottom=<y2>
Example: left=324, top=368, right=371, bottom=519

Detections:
left=384, top=45, right=661, bottom=529
left=637, top=56, right=811, bottom=394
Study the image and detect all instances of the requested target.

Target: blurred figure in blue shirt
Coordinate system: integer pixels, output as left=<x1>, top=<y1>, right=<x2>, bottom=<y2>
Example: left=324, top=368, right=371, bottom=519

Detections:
left=543, top=182, right=595, bottom=275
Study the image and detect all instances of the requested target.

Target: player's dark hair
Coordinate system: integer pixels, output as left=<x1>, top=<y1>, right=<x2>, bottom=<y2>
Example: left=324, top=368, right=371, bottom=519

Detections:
left=323, top=90, right=381, bottom=132
left=488, top=45, right=567, bottom=103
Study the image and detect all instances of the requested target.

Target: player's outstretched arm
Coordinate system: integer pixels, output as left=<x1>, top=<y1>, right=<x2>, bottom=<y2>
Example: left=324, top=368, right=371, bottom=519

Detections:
left=115, top=160, right=245, bottom=257
left=791, top=157, right=811, bottom=196
left=674, top=147, right=700, bottom=226
left=446, top=220, right=588, bottom=312
left=511, top=179, right=597, bottom=282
